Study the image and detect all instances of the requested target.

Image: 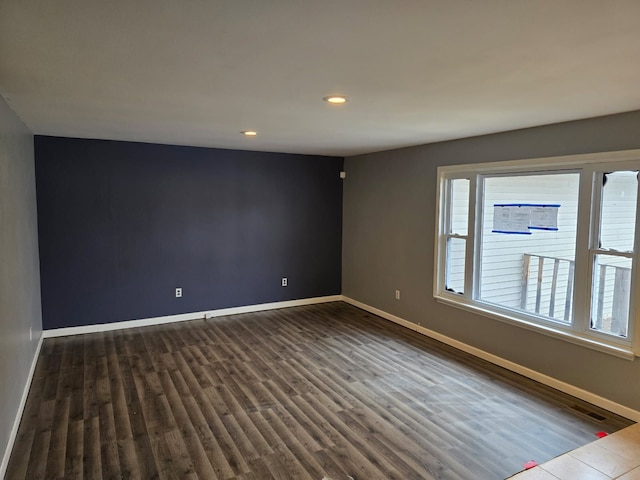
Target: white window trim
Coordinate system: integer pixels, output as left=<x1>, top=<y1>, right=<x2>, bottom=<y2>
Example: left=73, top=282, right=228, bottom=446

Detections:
left=434, top=149, right=640, bottom=360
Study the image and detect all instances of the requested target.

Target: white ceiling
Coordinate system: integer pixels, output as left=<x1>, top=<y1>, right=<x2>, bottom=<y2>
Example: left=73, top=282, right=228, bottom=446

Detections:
left=1, top=1, right=640, bottom=157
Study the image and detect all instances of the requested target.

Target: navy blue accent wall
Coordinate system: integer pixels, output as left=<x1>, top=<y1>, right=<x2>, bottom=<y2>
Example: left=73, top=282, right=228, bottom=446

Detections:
left=35, top=136, right=343, bottom=329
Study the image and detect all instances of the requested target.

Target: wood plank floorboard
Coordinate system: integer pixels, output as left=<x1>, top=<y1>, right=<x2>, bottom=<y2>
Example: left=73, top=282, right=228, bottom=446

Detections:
left=6, top=301, right=634, bottom=479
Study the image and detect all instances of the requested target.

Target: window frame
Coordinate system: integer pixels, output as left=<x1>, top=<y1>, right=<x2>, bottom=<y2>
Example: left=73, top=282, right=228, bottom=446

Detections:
left=434, top=149, right=640, bottom=360
left=442, top=177, right=473, bottom=295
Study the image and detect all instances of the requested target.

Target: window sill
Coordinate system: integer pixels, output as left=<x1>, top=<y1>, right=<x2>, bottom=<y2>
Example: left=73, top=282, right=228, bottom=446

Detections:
left=435, top=294, right=636, bottom=361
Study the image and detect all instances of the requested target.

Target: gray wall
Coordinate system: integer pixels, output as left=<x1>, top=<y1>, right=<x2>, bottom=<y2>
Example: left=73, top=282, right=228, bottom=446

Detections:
left=0, top=97, right=42, bottom=474
left=343, top=110, right=640, bottom=412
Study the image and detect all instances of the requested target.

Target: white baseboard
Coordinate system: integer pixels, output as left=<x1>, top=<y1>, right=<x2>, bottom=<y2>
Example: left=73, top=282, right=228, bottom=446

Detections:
left=43, top=295, right=343, bottom=338
left=202, top=295, right=343, bottom=319
left=342, top=296, right=640, bottom=422
left=1, top=333, right=43, bottom=480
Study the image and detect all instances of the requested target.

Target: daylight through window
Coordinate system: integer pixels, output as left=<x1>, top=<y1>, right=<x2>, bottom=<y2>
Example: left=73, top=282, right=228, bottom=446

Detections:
left=435, top=152, right=640, bottom=357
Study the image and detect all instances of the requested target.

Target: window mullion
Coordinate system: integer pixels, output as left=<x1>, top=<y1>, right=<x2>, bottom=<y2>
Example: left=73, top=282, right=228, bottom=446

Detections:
left=630, top=174, right=640, bottom=353
left=470, top=174, right=482, bottom=301
left=462, top=176, right=477, bottom=300
left=572, top=169, right=597, bottom=334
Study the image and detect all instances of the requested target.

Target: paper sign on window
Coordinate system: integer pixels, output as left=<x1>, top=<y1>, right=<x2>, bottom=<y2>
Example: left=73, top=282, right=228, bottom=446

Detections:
left=492, top=204, right=559, bottom=234
left=529, top=206, right=559, bottom=230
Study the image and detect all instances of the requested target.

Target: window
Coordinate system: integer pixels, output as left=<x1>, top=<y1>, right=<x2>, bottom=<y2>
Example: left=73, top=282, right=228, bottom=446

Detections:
left=444, top=178, right=469, bottom=295
left=434, top=151, right=640, bottom=358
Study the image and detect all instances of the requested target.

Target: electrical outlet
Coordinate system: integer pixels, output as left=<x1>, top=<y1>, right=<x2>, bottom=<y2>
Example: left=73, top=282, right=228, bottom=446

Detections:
left=282, top=277, right=288, bottom=287
left=175, top=287, right=183, bottom=298
left=395, top=290, right=400, bottom=300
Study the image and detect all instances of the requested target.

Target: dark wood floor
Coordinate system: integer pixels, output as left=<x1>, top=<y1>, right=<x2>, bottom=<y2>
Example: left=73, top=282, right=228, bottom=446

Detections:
left=7, top=302, right=633, bottom=480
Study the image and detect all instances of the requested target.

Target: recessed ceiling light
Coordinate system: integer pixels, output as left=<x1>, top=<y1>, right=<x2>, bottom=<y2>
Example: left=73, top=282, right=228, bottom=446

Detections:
left=241, top=130, right=258, bottom=136
left=323, top=95, right=348, bottom=104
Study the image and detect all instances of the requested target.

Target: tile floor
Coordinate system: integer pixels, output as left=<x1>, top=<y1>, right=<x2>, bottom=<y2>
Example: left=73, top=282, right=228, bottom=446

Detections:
left=508, top=423, right=640, bottom=479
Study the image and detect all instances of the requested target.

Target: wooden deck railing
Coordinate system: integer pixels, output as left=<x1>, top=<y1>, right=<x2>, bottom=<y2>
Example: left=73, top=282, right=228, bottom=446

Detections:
left=521, top=254, right=574, bottom=321
left=521, top=253, right=630, bottom=336
left=593, top=262, right=630, bottom=336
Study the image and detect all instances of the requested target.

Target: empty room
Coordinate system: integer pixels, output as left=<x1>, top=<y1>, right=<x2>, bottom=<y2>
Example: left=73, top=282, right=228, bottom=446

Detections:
left=2, top=1, right=640, bottom=479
